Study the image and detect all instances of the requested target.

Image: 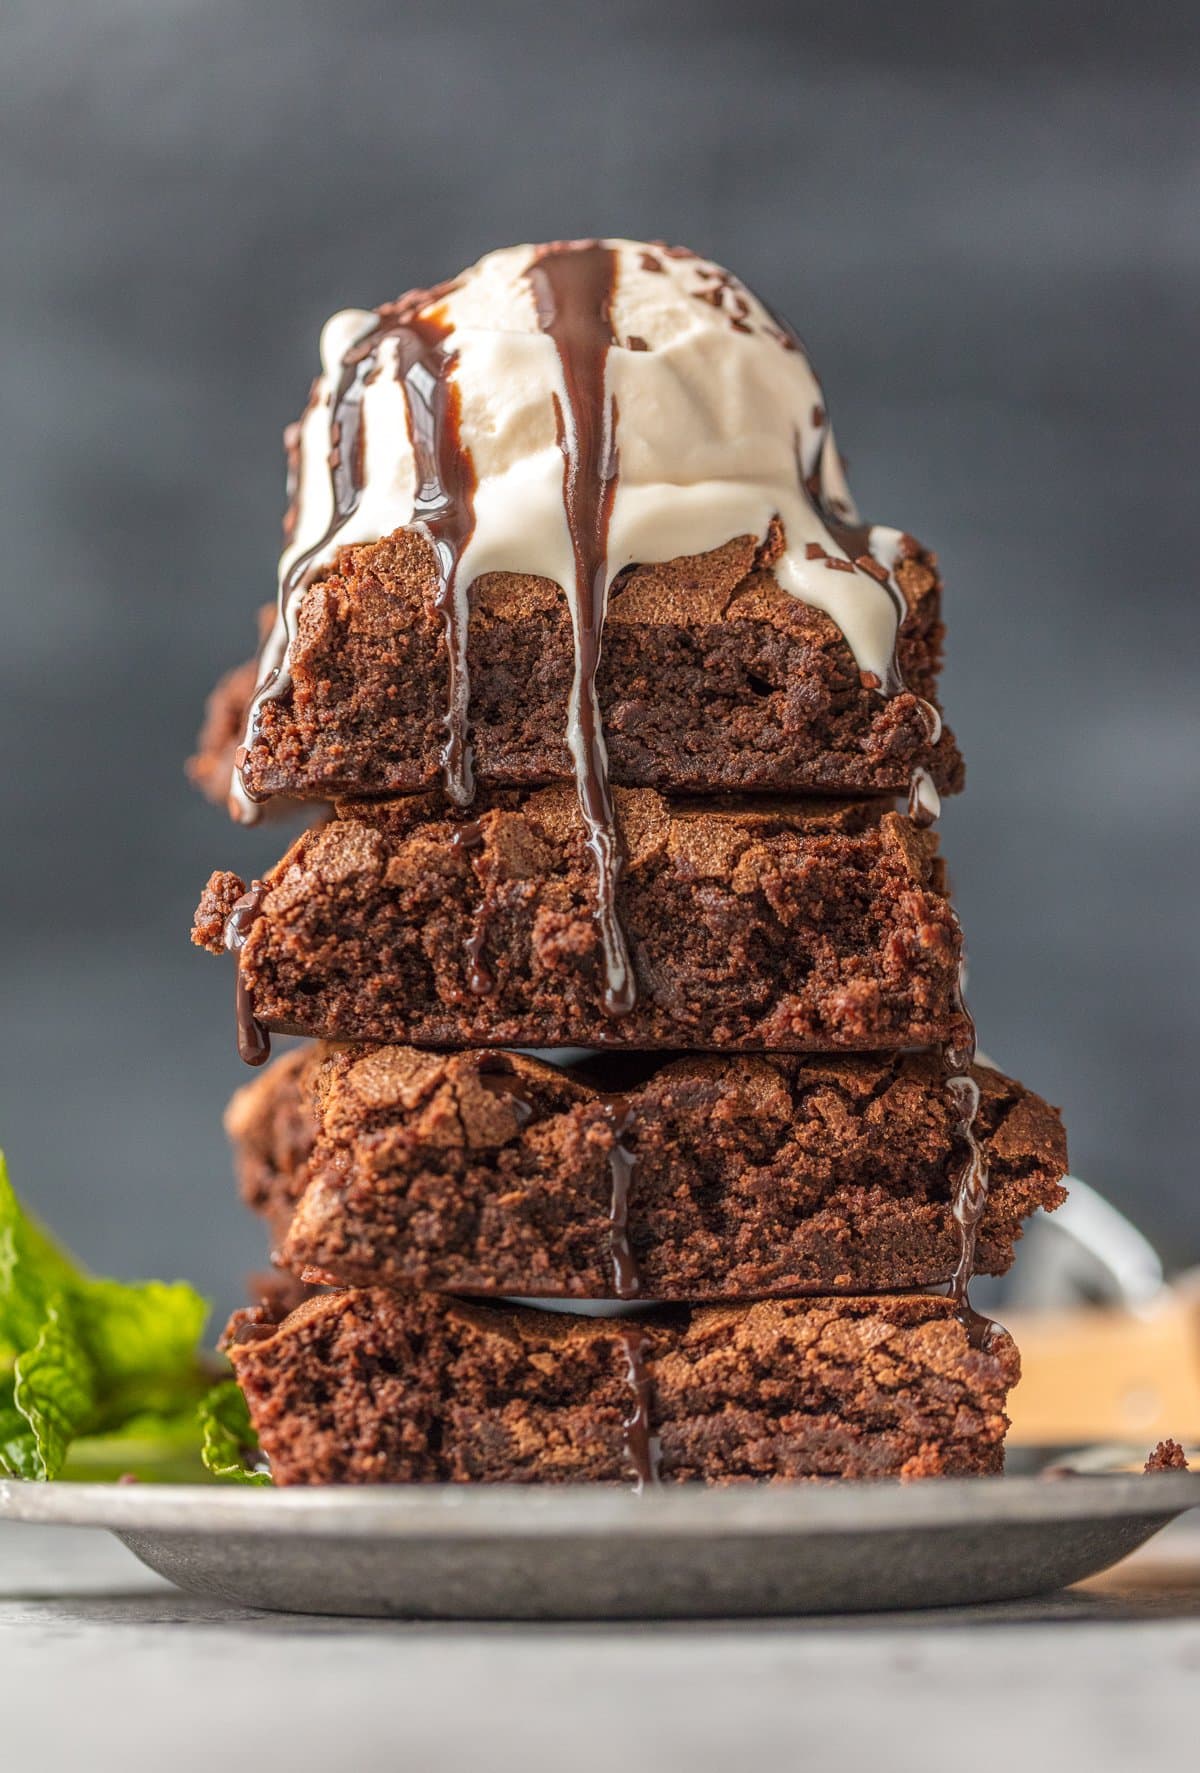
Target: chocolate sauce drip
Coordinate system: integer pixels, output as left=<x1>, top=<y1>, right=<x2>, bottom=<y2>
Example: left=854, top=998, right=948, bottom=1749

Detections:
left=960, top=1303, right=1003, bottom=1352
left=617, top=1326, right=661, bottom=1491
left=801, top=424, right=944, bottom=726
left=689, top=263, right=755, bottom=333
left=237, top=299, right=478, bottom=816
left=885, top=648, right=983, bottom=1323
left=907, top=765, right=940, bottom=828
left=462, top=924, right=493, bottom=996
left=450, top=819, right=492, bottom=994
left=236, top=326, right=384, bottom=816
left=896, top=750, right=987, bottom=1328
left=822, top=515, right=872, bottom=562
left=946, top=1071, right=988, bottom=1296
left=394, top=315, right=478, bottom=805
left=475, top=1058, right=535, bottom=1125
left=224, top=882, right=270, bottom=1067
left=526, top=243, right=635, bottom=1017
left=599, top=1096, right=640, bottom=1299
left=939, top=932, right=992, bottom=1333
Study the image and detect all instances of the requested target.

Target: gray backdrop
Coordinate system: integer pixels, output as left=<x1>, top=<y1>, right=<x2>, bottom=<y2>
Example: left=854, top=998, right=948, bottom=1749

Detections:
left=2, top=0, right=1197, bottom=1318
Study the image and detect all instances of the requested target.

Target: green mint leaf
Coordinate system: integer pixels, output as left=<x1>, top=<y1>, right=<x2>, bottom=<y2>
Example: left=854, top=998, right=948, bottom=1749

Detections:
left=0, top=1148, right=225, bottom=1482
left=199, top=1380, right=271, bottom=1484
left=11, top=1301, right=96, bottom=1480
left=75, top=1278, right=209, bottom=1387
left=0, top=1378, right=44, bottom=1480
left=0, top=1153, right=81, bottom=1356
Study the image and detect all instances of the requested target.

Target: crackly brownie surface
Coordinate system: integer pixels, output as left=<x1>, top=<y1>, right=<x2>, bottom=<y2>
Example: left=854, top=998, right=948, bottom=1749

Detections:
left=226, top=1046, right=1066, bottom=1300
left=225, top=1289, right=1018, bottom=1486
left=192, top=787, right=966, bottom=1051
left=193, top=528, right=963, bottom=811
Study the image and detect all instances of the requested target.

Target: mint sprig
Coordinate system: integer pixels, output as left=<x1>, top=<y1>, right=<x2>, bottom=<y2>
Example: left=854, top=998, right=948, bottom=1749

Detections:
left=198, top=1379, right=271, bottom=1484
left=0, top=1150, right=268, bottom=1483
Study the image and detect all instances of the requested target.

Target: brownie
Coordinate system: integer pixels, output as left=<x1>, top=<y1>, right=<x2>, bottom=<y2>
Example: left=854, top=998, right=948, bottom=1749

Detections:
left=193, top=528, right=963, bottom=812
left=244, top=1265, right=316, bottom=1322
left=225, top=1045, right=1066, bottom=1300
left=192, top=788, right=966, bottom=1052
left=224, top=1046, right=317, bottom=1254
left=224, top=1289, right=1019, bottom=1485
left=1145, top=1439, right=1189, bottom=1473
left=187, top=604, right=274, bottom=809
left=188, top=654, right=262, bottom=809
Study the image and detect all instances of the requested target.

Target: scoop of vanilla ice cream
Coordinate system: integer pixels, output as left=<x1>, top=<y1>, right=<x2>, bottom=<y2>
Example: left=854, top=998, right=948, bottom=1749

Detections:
left=281, top=239, right=904, bottom=689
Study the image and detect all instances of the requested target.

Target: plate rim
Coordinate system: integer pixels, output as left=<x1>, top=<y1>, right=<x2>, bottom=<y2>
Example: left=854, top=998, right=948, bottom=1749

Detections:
left=3, top=1470, right=1197, bottom=1539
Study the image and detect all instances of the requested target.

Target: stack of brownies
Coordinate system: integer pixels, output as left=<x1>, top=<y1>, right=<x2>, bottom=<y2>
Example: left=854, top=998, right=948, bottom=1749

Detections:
left=190, top=241, right=1067, bottom=1486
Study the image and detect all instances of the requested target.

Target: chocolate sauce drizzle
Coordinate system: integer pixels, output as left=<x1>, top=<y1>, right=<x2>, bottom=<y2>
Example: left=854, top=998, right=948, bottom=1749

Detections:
left=235, top=327, right=381, bottom=817
left=617, top=1326, right=661, bottom=1490
left=235, top=302, right=477, bottom=817
left=946, top=1070, right=990, bottom=1307
left=450, top=819, right=493, bottom=994
left=817, top=473, right=988, bottom=1338
left=799, top=420, right=944, bottom=754
left=907, top=764, right=941, bottom=828
left=940, top=924, right=993, bottom=1341
left=394, top=316, right=478, bottom=805
left=462, top=920, right=493, bottom=996
left=475, top=1057, right=534, bottom=1124
left=224, top=882, right=270, bottom=1067
left=599, top=1097, right=640, bottom=1298
left=526, top=244, right=635, bottom=1017
left=901, top=750, right=991, bottom=1339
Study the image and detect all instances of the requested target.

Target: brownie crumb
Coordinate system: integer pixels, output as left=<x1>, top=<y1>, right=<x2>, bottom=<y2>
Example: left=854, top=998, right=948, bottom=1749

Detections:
left=193, top=870, right=246, bottom=951
left=1145, top=1438, right=1190, bottom=1472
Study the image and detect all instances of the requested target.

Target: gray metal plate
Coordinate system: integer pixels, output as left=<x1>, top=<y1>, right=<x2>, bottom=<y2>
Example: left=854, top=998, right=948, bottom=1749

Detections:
left=3, top=1472, right=1197, bottom=1618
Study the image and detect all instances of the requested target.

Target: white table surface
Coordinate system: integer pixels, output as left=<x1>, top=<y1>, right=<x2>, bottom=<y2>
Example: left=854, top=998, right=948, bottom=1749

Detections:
left=3, top=1517, right=1199, bottom=1771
